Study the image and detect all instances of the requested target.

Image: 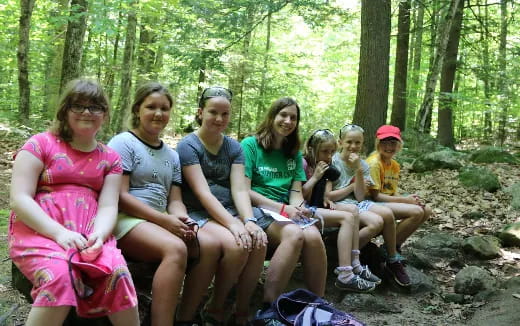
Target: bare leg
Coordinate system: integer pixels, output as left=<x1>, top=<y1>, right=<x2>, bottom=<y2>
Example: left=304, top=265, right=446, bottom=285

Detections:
left=318, top=208, right=357, bottom=266
left=385, top=203, right=427, bottom=245
left=301, top=226, right=327, bottom=296
left=177, top=229, right=220, bottom=321
left=234, top=245, right=267, bottom=322
left=369, top=205, right=397, bottom=256
left=203, top=221, right=249, bottom=320
left=25, top=306, right=71, bottom=326
left=118, top=222, right=188, bottom=326
left=358, top=211, right=384, bottom=248
left=108, top=306, right=140, bottom=326
left=263, top=223, right=303, bottom=303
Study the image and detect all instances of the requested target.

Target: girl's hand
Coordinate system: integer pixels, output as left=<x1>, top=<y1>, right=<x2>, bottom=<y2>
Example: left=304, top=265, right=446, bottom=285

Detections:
left=410, top=194, right=425, bottom=208
left=245, top=221, right=268, bottom=249
left=229, top=222, right=252, bottom=251
left=80, top=232, right=104, bottom=262
left=181, top=216, right=198, bottom=241
left=55, top=229, right=88, bottom=251
left=313, top=161, right=329, bottom=180
left=324, top=198, right=336, bottom=210
left=162, top=214, right=191, bottom=239
left=346, top=153, right=361, bottom=170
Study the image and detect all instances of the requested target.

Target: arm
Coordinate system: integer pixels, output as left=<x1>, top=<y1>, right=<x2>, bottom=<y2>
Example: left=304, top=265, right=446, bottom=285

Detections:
left=9, top=151, right=87, bottom=250
left=369, top=189, right=421, bottom=205
left=81, top=173, right=122, bottom=261
left=118, top=175, right=189, bottom=237
left=323, top=180, right=335, bottom=209
left=166, top=185, right=195, bottom=240
left=231, top=164, right=267, bottom=249
left=183, top=164, right=249, bottom=248
left=328, top=183, right=356, bottom=201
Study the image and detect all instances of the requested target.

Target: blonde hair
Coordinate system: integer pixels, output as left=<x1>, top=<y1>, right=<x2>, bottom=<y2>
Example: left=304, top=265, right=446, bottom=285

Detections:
left=303, top=129, right=337, bottom=168
left=337, top=125, right=365, bottom=153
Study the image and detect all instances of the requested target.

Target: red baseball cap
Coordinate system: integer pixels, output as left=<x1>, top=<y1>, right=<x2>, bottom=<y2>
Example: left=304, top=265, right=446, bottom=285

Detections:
left=376, top=125, right=402, bottom=141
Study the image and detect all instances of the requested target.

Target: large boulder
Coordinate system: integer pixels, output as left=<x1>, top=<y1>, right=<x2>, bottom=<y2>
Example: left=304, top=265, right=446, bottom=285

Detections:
left=505, top=183, right=520, bottom=210
left=454, top=266, right=495, bottom=295
left=468, top=147, right=519, bottom=164
left=406, top=233, right=463, bottom=269
left=411, top=149, right=464, bottom=172
left=498, top=222, right=520, bottom=247
left=458, top=166, right=501, bottom=192
left=462, top=235, right=501, bottom=259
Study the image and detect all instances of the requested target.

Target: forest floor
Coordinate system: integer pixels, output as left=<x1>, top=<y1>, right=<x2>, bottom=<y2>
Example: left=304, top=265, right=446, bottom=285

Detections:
left=0, top=127, right=518, bottom=325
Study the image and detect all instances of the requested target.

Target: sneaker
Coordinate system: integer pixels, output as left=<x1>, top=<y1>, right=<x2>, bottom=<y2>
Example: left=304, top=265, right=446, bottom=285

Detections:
left=355, top=265, right=382, bottom=284
left=386, top=260, right=410, bottom=286
left=334, top=274, right=376, bottom=292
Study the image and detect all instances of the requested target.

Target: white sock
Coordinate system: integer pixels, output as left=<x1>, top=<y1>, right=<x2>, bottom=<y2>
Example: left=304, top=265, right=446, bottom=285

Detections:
left=352, top=250, right=362, bottom=273
left=337, top=266, right=354, bottom=282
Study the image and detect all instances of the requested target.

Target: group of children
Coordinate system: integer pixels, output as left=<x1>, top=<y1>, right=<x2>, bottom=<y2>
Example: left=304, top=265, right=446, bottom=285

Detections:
left=8, top=80, right=431, bottom=326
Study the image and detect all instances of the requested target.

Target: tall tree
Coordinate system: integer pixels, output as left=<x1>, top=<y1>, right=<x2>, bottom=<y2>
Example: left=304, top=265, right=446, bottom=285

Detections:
left=497, top=0, right=508, bottom=145
left=437, top=0, right=464, bottom=148
left=113, top=1, right=137, bottom=133
left=416, top=0, right=461, bottom=133
left=60, top=0, right=89, bottom=92
left=407, top=2, right=424, bottom=128
left=17, top=0, right=36, bottom=122
left=390, top=0, right=411, bottom=130
left=353, top=0, right=391, bottom=154
left=256, top=8, right=272, bottom=123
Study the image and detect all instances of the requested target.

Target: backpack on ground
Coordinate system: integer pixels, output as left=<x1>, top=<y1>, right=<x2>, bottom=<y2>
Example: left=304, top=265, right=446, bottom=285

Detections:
left=252, top=288, right=365, bottom=326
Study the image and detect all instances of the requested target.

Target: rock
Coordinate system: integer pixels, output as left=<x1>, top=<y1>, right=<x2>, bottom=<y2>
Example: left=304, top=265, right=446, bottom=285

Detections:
left=454, top=266, right=495, bottom=295
left=462, top=235, right=501, bottom=259
left=407, top=266, right=435, bottom=294
left=468, top=147, right=519, bottom=164
left=405, top=251, right=436, bottom=270
left=411, top=149, right=464, bottom=172
left=498, top=222, right=520, bottom=247
left=504, top=183, right=520, bottom=210
left=442, top=293, right=467, bottom=304
left=461, top=211, right=486, bottom=220
left=340, top=293, right=402, bottom=313
left=408, top=232, right=462, bottom=252
left=458, top=166, right=501, bottom=192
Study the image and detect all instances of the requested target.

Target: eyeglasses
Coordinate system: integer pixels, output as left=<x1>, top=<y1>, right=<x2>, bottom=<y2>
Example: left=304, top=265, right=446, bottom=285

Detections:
left=70, top=104, right=106, bottom=115
left=199, top=87, right=233, bottom=107
left=339, top=124, right=364, bottom=138
left=308, top=129, right=334, bottom=145
left=68, top=249, right=94, bottom=299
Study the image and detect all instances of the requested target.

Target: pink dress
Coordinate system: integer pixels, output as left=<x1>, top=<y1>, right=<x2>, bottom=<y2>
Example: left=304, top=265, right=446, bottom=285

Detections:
left=8, top=132, right=137, bottom=318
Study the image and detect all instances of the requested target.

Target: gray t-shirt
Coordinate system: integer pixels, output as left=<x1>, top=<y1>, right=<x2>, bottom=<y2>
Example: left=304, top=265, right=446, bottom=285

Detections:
left=177, top=133, right=244, bottom=211
left=331, top=152, right=374, bottom=202
left=108, top=131, right=182, bottom=212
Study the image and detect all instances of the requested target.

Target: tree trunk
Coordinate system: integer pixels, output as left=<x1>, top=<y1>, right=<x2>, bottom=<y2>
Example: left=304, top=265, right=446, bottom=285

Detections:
left=113, top=1, right=137, bottom=133
left=136, top=15, right=156, bottom=85
left=437, top=0, right=464, bottom=149
left=497, top=0, right=508, bottom=146
left=407, top=2, right=424, bottom=128
left=390, top=0, right=411, bottom=131
left=353, top=0, right=391, bottom=155
left=256, top=9, right=272, bottom=123
left=60, top=0, right=89, bottom=93
left=17, top=0, right=36, bottom=123
left=43, top=0, right=68, bottom=119
left=104, top=4, right=123, bottom=100
left=479, top=0, right=493, bottom=139
left=415, top=0, right=461, bottom=133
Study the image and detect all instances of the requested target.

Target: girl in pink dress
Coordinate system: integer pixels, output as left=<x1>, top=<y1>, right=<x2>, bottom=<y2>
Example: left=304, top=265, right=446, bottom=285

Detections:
left=9, top=79, right=139, bottom=325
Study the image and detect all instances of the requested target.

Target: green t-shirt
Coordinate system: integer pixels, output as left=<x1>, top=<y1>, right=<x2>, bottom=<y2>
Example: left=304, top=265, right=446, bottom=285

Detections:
left=241, top=136, right=306, bottom=203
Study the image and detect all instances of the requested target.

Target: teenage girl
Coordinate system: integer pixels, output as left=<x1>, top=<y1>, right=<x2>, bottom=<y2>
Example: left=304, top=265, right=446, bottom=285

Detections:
left=10, top=79, right=139, bottom=325
left=108, top=82, right=218, bottom=326
left=328, top=124, right=410, bottom=287
left=366, top=125, right=431, bottom=250
left=302, top=129, right=379, bottom=291
left=241, top=97, right=326, bottom=307
left=176, top=86, right=267, bottom=326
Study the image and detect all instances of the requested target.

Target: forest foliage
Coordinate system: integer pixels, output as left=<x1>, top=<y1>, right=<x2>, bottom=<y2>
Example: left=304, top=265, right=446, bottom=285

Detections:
left=1, top=0, right=519, bottom=150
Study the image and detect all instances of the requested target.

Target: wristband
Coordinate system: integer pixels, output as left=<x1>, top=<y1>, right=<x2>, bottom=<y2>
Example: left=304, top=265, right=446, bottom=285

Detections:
left=245, top=217, right=258, bottom=224
left=279, top=204, right=289, bottom=218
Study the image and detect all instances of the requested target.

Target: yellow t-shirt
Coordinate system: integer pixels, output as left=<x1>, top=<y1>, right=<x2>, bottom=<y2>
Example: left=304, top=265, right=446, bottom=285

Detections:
left=366, top=153, right=400, bottom=196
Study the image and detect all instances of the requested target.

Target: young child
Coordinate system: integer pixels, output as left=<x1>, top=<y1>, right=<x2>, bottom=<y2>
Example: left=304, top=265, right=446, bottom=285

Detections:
left=9, top=79, right=139, bottom=325
left=366, top=125, right=431, bottom=251
left=302, top=129, right=380, bottom=291
left=328, top=124, right=410, bottom=287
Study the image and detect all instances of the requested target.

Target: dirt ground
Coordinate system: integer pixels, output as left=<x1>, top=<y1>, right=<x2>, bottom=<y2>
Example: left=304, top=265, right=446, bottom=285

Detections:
left=0, top=128, right=518, bottom=326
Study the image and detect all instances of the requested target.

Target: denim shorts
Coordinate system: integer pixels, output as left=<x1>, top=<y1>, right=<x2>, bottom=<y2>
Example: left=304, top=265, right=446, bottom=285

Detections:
left=335, top=198, right=375, bottom=212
